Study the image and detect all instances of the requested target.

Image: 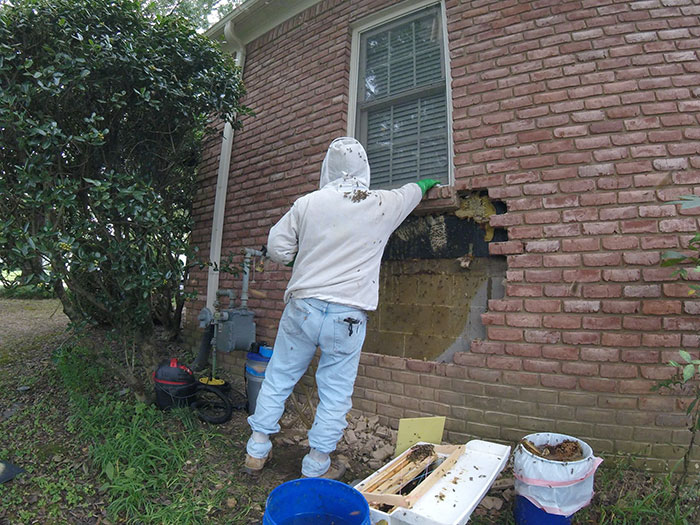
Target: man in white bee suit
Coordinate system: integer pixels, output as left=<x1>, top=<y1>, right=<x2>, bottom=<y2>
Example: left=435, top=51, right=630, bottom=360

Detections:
left=245, top=137, right=439, bottom=479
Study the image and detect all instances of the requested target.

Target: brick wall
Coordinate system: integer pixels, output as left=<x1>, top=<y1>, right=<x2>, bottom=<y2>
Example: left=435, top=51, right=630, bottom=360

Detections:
left=188, top=0, right=700, bottom=471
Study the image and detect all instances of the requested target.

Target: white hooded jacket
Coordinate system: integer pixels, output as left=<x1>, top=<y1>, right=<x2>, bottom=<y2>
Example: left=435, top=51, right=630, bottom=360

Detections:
left=266, top=137, right=423, bottom=311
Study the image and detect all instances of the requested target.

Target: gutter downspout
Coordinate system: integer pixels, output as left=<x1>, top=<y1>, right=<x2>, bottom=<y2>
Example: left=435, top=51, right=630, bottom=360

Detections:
left=206, top=22, right=246, bottom=311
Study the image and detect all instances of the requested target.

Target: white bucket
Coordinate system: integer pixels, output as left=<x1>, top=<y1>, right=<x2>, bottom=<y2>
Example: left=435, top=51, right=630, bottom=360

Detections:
left=513, top=432, right=602, bottom=516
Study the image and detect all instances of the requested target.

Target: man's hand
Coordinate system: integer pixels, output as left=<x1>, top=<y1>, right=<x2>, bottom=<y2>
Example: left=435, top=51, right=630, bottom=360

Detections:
left=416, top=178, right=440, bottom=195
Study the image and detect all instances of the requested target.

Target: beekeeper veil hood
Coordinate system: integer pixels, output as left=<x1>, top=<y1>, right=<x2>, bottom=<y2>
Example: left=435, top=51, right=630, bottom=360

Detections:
left=319, top=137, right=370, bottom=190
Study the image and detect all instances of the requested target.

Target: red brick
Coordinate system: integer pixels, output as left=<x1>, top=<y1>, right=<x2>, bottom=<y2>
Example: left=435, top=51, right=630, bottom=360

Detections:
left=618, top=380, right=653, bottom=395
left=525, top=269, right=563, bottom=283
left=541, top=374, right=578, bottom=389
left=601, top=300, right=641, bottom=314
left=543, top=315, right=582, bottom=329
left=664, top=317, right=700, bottom=331
left=560, top=179, right=596, bottom=193
left=525, top=240, right=560, bottom=252
left=623, top=251, right=660, bottom=265
left=599, top=206, right=638, bottom=220
left=523, top=182, right=558, bottom=195
left=602, top=236, right=639, bottom=250
left=602, top=332, right=641, bottom=347
left=524, top=330, right=561, bottom=344
left=641, top=268, right=677, bottom=282
left=508, top=254, right=543, bottom=268
left=470, top=341, right=505, bottom=355
left=578, top=377, right=617, bottom=393
left=597, top=175, right=633, bottom=190
left=542, top=345, right=579, bottom=361
left=505, top=343, right=542, bottom=357
left=623, top=285, right=661, bottom=298
left=487, top=326, right=524, bottom=341
left=544, top=254, right=582, bottom=267
left=600, top=364, right=638, bottom=379
left=623, top=316, right=663, bottom=331
left=562, top=332, right=601, bottom=345
left=562, top=209, right=598, bottom=223
left=642, top=334, right=681, bottom=348
left=451, top=352, right=484, bottom=368
left=562, top=269, right=601, bottom=282
left=580, top=347, right=620, bottom=361
left=563, top=300, right=601, bottom=313
left=369, top=354, right=403, bottom=372
left=620, top=219, right=658, bottom=234
left=618, top=190, right=656, bottom=203
left=524, top=299, right=561, bottom=313
left=543, top=195, right=580, bottom=208
left=582, top=222, right=618, bottom=235
left=562, top=238, right=600, bottom=251
left=582, top=284, right=623, bottom=298
left=543, top=223, right=582, bottom=237
left=582, top=253, right=621, bottom=266
left=509, top=225, right=545, bottom=239
left=583, top=316, right=622, bottom=330
left=488, top=299, right=524, bottom=312
left=579, top=189, right=617, bottom=206
left=659, top=218, right=697, bottom=232
left=578, top=163, right=615, bottom=177
left=663, top=283, right=694, bottom=297
left=481, top=312, right=506, bottom=325
left=489, top=241, right=524, bottom=255
left=523, top=210, right=561, bottom=224
left=621, top=349, right=660, bottom=364
left=486, top=355, right=523, bottom=370
left=505, top=313, right=543, bottom=328
left=602, top=269, right=641, bottom=282
left=562, top=362, right=599, bottom=376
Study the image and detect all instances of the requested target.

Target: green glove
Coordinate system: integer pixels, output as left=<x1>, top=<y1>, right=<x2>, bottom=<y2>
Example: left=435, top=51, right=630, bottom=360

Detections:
left=416, top=178, right=440, bottom=195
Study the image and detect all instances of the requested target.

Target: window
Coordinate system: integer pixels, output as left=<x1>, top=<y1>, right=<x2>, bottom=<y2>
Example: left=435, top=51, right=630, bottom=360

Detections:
left=351, top=3, right=451, bottom=189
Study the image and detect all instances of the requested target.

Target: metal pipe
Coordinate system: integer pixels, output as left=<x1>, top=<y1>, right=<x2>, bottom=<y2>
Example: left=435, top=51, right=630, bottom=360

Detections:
left=241, top=248, right=263, bottom=309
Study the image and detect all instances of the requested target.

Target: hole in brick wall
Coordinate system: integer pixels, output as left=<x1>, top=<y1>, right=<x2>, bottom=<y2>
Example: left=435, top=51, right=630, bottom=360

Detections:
left=364, top=192, right=507, bottom=362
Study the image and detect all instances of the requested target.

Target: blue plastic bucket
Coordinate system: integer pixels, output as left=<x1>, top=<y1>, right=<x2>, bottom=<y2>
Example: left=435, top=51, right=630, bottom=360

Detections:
left=263, top=478, right=370, bottom=525
left=514, top=496, right=572, bottom=525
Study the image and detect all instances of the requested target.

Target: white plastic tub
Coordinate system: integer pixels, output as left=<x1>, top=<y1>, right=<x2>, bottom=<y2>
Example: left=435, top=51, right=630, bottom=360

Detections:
left=358, top=440, right=510, bottom=525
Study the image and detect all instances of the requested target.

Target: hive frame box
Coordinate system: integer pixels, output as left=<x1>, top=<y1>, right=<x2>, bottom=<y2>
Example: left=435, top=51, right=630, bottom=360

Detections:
left=356, top=440, right=511, bottom=525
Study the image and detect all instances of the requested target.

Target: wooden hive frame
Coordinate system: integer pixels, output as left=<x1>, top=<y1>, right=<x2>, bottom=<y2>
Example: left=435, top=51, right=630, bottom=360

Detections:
left=356, top=444, right=466, bottom=509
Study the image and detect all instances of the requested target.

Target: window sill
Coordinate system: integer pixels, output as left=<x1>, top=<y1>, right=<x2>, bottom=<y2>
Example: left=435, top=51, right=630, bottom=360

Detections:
left=414, top=185, right=459, bottom=215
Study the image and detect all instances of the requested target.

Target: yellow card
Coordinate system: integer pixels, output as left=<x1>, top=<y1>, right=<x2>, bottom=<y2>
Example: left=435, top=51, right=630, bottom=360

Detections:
left=395, top=416, right=446, bottom=457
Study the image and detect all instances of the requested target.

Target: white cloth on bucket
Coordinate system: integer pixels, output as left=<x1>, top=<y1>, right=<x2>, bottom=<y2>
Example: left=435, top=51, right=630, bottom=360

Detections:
left=513, top=432, right=603, bottom=516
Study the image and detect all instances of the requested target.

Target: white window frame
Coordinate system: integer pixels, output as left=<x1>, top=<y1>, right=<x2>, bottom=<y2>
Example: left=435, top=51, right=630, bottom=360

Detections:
left=347, top=0, right=454, bottom=187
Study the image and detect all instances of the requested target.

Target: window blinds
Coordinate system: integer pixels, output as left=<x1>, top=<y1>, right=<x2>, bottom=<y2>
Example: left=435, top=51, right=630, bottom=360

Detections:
left=358, top=5, right=448, bottom=188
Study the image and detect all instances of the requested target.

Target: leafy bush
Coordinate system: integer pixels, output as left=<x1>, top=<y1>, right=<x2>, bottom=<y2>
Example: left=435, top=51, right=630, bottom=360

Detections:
left=0, top=0, right=246, bottom=333
left=0, top=0, right=248, bottom=398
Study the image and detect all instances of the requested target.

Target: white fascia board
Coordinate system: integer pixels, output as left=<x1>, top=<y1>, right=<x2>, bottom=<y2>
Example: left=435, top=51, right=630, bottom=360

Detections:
left=206, top=0, right=322, bottom=45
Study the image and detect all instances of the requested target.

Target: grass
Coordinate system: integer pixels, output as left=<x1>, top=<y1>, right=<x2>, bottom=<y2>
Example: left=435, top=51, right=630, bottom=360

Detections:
left=56, top=345, right=260, bottom=524
left=0, top=298, right=699, bottom=524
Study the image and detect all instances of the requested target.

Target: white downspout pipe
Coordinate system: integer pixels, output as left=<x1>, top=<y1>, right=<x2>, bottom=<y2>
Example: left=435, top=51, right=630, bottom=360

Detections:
left=206, top=22, right=246, bottom=310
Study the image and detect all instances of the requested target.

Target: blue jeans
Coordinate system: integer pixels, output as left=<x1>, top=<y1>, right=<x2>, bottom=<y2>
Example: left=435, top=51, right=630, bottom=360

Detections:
left=246, top=298, right=367, bottom=476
